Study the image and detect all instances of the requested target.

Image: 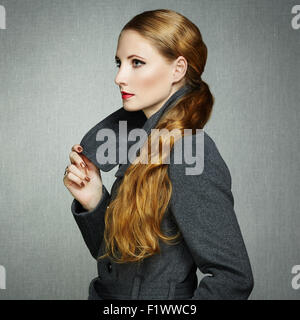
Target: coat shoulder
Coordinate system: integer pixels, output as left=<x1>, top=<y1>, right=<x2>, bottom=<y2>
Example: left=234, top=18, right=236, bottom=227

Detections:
left=167, top=130, right=232, bottom=190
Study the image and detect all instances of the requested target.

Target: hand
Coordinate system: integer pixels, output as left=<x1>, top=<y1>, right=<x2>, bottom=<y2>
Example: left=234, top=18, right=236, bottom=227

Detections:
left=63, top=144, right=103, bottom=211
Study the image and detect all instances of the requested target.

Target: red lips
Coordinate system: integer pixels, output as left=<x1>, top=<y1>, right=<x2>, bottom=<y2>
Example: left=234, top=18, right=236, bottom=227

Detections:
left=121, top=91, right=135, bottom=99
left=121, top=91, right=134, bottom=95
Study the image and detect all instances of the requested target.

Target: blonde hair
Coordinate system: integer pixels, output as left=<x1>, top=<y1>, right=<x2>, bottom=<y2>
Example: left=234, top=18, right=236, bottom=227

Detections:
left=98, top=9, right=214, bottom=263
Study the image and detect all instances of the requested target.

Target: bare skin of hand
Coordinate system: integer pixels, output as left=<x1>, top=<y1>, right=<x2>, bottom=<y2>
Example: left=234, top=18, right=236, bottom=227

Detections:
left=63, top=144, right=103, bottom=212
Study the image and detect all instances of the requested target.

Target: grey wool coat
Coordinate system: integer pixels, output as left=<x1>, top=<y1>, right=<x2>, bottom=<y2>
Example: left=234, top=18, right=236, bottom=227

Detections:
left=71, top=84, right=254, bottom=300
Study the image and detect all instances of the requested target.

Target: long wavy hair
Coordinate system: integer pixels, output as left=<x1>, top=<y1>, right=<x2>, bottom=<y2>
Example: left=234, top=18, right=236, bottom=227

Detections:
left=97, top=9, right=214, bottom=263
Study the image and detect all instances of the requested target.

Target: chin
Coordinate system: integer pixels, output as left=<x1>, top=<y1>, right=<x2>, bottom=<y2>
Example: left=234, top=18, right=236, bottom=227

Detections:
left=123, top=104, right=141, bottom=112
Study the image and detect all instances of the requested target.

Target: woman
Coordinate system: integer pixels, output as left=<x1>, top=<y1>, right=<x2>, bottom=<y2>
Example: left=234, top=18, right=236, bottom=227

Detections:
left=63, top=9, right=254, bottom=300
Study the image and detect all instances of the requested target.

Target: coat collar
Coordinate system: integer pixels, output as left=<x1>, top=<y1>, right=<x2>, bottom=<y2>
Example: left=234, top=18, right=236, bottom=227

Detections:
left=80, top=83, right=193, bottom=178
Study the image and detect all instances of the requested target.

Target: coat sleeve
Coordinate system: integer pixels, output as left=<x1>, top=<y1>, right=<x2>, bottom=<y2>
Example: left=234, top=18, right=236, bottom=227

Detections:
left=167, top=133, right=254, bottom=300
left=71, top=184, right=111, bottom=260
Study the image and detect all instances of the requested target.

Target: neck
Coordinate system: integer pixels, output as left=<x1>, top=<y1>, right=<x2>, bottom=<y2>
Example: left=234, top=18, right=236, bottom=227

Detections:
left=142, top=83, right=187, bottom=119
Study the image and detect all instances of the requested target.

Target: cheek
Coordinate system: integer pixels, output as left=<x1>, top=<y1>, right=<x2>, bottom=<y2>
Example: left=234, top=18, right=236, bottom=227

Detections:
left=138, top=66, right=170, bottom=94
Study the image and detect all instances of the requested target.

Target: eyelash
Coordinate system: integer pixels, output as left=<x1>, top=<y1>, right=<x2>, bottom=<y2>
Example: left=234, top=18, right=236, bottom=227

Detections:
left=115, top=59, right=145, bottom=68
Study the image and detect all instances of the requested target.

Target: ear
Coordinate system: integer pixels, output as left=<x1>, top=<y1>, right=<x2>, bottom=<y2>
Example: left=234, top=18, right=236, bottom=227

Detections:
left=172, top=56, right=188, bottom=83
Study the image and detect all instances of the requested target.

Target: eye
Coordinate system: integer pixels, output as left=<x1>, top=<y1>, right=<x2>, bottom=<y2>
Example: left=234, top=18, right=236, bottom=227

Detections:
left=132, top=59, right=145, bottom=68
left=114, top=59, right=145, bottom=68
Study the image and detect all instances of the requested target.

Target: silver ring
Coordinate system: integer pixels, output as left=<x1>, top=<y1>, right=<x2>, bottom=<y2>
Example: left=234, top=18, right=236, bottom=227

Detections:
left=64, top=166, right=69, bottom=176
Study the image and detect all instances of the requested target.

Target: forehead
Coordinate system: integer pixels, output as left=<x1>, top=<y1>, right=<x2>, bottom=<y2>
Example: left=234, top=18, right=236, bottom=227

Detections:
left=116, top=30, right=159, bottom=59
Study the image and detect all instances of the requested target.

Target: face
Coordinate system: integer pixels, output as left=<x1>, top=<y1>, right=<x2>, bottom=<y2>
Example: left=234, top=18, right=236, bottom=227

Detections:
left=114, top=29, right=187, bottom=119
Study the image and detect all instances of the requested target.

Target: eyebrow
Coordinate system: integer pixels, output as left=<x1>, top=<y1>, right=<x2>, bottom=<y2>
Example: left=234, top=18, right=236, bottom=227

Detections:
left=115, top=54, right=145, bottom=60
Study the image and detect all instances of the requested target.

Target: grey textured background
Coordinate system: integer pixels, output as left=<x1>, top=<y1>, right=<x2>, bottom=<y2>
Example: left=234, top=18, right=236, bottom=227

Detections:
left=0, top=0, right=299, bottom=300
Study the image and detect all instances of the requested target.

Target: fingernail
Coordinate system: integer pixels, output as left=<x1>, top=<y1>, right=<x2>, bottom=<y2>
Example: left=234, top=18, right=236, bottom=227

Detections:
left=85, top=176, right=90, bottom=182
left=80, top=181, right=85, bottom=187
left=78, top=146, right=83, bottom=152
left=80, top=162, right=86, bottom=168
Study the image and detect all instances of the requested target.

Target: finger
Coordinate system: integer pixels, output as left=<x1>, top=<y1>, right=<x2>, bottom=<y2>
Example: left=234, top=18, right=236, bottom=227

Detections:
left=69, top=151, right=87, bottom=170
left=71, top=144, right=83, bottom=153
left=80, top=154, right=96, bottom=170
left=65, top=171, right=86, bottom=187
left=68, top=164, right=91, bottom=182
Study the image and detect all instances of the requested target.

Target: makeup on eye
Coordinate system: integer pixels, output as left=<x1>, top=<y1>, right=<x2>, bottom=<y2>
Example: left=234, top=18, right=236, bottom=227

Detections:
left=114, top=58, right=145, bottom=68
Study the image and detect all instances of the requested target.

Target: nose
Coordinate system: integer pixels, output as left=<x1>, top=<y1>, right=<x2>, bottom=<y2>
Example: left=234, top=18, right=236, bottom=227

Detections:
left=114, top=66, right=128, bottom=87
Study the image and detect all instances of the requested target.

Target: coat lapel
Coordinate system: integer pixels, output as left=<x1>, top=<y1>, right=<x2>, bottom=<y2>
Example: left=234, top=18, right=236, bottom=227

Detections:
left=79, top=84, right=193, bottom=178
